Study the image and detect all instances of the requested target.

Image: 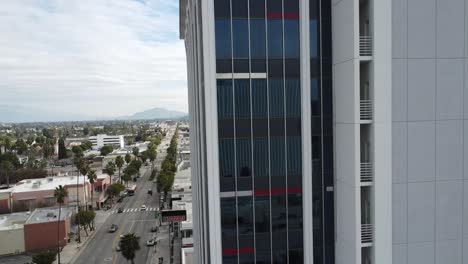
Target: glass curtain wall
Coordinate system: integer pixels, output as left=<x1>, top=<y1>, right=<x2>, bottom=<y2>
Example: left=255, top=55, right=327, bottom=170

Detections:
left=311, top=0, right=334, bottom=263
left=214, top=0, right=328, bottom=263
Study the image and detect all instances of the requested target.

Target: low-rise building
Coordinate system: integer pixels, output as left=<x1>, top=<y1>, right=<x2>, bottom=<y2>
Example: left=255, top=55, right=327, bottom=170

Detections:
left=0, top=212, right=29, bottom=255
left=89, top=134, right=124, bottom=150
left=0, top=188, right=12, bottom=214
left=23, top=207, right=72, bottom=252
left=11, top=176, right=91, bottom=212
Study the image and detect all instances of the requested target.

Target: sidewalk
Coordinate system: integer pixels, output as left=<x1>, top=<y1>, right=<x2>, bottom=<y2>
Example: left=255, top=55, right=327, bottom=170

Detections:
left=148, top=223, right=181, bottom=264
left=55, top=210, right=111, bottom=264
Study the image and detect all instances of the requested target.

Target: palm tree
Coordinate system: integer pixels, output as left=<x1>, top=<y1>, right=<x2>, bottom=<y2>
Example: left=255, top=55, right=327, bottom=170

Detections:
left=87, top=169, right=97, bottom=211
left=105, top=161, right=116, bottom=185
left=79, top=164, right=89, bottom=210
left=115, top=156, right=124, bottom=183
left=120, top=233, right=141, bottom=264
left=0, top=161, right=13, bottom=187
left=54, top=185, right=68, bottom=264
left=125, top=153, right=132, bottom=164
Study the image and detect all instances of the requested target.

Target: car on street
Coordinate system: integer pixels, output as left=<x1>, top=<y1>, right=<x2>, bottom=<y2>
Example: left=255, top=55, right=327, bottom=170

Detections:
left=109, top=224, right=118, bottom=233
left=147, top=189, right=152, bottom=195
left=150, top=226, right=158, bottom=232
left=146, top=238, right=156, bottom=246
left=117, top=208, right=123, bottom=213
left=140, top=205, right=147, bottom=211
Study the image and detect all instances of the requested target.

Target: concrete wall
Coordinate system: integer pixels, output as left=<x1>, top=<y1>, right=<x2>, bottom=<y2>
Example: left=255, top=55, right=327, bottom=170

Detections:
left=392, top=0, right=468, bottom=263
left=0, top=227, right=25, bottom=255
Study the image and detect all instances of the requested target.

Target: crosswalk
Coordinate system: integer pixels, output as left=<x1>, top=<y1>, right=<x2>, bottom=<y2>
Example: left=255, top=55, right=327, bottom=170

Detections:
left=110, top=207, right=159, bottom=214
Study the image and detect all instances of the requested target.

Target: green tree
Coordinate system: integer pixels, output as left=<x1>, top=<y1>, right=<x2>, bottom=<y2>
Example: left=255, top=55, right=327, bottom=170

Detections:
left=0, top=161, right=14, bottom=187
left=57, top=138, right=67, bottom=160
left=80, top=141, right=93, bottom=151
left=54, top=185, right=68, bottom=264
left=35, top=136, right=45, bottom=145
left=0, top=152, right=20, bottom=168
left=115, top=156, right=124, bottom=183
left=106, top=183, right=125, bottom=204
left=105, top=161, right=116, bottom=185
left=100, top=145, right=113, bottom=156
left=124, top=153, right=132, bottom=165
left=121, top=172, right=132, bottom=187
left=76, top=210, right=96, bottom=235
left=119, top=233, right=141, bottom=264
left=32, top=251, right=56, bottom=264
left=15, top=139, right=28, bottom=155
left=132, top=147, right=139, bottom=157
left=87, top=169, right=97, bottom=210
left=147, top=146, right=157, bottom=174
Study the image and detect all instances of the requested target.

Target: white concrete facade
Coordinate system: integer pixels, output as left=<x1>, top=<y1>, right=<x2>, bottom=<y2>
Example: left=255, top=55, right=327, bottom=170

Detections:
left=88, top=134, right=124, bottom=150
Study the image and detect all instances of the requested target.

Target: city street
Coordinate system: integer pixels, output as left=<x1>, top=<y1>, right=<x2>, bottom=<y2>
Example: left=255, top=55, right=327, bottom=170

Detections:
left=74, top=132, right=173, bottom=264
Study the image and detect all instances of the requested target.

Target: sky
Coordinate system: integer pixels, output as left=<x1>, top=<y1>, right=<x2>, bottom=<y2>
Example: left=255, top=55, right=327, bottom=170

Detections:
left=0, top=0, right=188, bottom=118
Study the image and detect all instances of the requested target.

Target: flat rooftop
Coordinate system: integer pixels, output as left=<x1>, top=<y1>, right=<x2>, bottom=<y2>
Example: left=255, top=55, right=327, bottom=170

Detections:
left=0, top=212, right=30, bottom=230
left=25, top=207, right=73, bottom=225
left=13, top=176, right=88, bottom=194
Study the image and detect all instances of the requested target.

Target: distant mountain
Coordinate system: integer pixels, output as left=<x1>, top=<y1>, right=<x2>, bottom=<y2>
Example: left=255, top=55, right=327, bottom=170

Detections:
left=123, top=107, right=187, bottom=120
left=0, top=105, right=187, bottom=123
left=0, top=105, right=95, bottom=123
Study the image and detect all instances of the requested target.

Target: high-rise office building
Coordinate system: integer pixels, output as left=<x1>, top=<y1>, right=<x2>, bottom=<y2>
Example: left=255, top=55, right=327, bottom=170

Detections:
left=180, top=0, right=467, bottom=263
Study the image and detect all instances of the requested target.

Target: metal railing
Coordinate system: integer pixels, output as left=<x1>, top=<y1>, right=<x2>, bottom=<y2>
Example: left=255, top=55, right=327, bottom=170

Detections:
left=361, top=224, right=373, bottom=243
left=360, top=162, right=373, bottom=183
left=360, top=36, right=372, bottom=57
left=360, top=100, right=372, bottom=120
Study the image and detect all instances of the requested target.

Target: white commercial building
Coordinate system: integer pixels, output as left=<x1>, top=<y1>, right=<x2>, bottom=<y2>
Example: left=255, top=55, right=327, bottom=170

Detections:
left=89, top=134, right=124, bottom=150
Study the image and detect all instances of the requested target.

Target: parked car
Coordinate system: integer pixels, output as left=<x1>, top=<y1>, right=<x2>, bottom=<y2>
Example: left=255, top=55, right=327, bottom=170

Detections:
left=117, top=208, right=123, bottom=213
left=146, top=238, right=156, bottom=246
left=140, top=205, right=147, bottom=211
left=147, top=189, right=153, bottom=195
left=109, top=224, right=118, bottom=233
left=117, top=197, right=123, bottom=203
left=150, top=226, right=158, bottom=233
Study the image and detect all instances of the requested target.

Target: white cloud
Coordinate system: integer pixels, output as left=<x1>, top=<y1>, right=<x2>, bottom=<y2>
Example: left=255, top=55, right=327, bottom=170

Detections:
left=0, top=0, right=188, bottom=117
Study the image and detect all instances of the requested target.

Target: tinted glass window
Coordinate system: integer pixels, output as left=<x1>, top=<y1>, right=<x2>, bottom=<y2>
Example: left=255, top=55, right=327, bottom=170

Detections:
left=221, top=197, right=237, bottom=250
left=236, top=138, right=252, bottom=177
left=250, top=19, right=266, bottom=59
left=285, top=79, right=301, bottom=118
left=233, top=19, right=249, bottom=59
left=284, top=20, right=299, bottom=58
left=232, top=0, right=248, bottom=18
left=287, top=136, right=302, bottom=178
left=217, top=79, right=233, bottom=119
left=250, top=0, right=265, bottom=18
left=267, top=19, right=283, bottom=58
left=269, top=79, right=284, bottom=118
left=215, top=19, right=232, bottom=59
left=215, top=0, right=231, bottom=18
left=253, top=138, right=269, bottom=178
left=267, top=0, right=282, bottom=14
left=234, top=80, right=250, bottom=118
left=251, top=79, right=268, bottom=118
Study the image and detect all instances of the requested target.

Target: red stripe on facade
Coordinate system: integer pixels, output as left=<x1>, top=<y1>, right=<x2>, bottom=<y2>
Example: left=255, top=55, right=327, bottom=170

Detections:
left=254, top=187, right=302, bottom=196
left=266, top=12, right=299, bottom=19
left=223, top=247, right=255, bottom=256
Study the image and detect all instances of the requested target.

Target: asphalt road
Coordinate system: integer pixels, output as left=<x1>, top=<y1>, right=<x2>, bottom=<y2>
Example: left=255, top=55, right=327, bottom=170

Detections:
left=74, top=132, right=173, bottom=264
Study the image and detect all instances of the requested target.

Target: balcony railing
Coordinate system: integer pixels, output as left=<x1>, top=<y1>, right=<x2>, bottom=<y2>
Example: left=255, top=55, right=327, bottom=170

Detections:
left=360, top=162, right=373, bottom=183
left=361, top=224, right=373, bottom=244
left=360, top=100, right=372, bottom=120
left=360, top=36, right=372, bottom=57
